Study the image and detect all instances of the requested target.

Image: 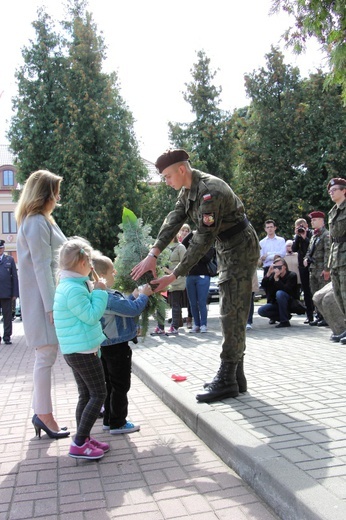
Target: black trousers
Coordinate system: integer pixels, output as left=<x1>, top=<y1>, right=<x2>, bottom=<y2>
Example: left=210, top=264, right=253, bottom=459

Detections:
left=101, top=342, right=132, bottom=429
left=299, top=266, right=314, bottom=320
left=0, top=298, right=13, bottom=341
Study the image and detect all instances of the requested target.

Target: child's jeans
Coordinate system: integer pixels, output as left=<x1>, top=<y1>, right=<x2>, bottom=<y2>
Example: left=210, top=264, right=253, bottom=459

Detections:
left=63, top=352, right=106, bottom=439
left=101, top=342, right=132, bottom=429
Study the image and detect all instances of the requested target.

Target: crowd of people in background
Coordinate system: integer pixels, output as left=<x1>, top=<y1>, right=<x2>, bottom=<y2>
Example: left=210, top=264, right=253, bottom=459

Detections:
left=256, top=178, right=346, bottom=342
left=2, top=148, right=345, bottom=460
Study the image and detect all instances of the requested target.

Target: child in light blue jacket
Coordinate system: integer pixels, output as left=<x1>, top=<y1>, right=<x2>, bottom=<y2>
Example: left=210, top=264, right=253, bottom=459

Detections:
left=53, top=237, right=109, bottom=461
left=92, top=253, right=152, bottom=435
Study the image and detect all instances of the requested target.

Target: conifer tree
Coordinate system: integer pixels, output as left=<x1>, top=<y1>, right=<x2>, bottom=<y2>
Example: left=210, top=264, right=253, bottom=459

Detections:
left=168, top=50, right=235, bottom=184
left=114, top=208, right=168, bottom=337
left=9, top=0, right=148, bottom=257
left=8, top=9, right=65, bottom=183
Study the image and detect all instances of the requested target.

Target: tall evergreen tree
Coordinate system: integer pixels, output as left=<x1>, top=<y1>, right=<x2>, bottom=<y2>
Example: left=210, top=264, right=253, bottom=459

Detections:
left=235, top=46, right=346, bottom=239
left=8, top=9, right=65, bottom=182
left=235, top=47, right=305, bottom=238
left=54, top=0, right=147, bottom=256
left=9, top=0, right=148, bottom=257
left=168, top=50, right=235, bottom=184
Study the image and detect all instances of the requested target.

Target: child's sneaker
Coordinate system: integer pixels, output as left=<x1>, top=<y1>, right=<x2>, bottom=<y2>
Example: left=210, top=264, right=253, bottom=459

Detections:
left=200, top=325, right=208, bottom=333
left=189, top=325, right=200, bottom=333
left=110, top=421, right=140, bottom=435
left=69, top=438, right=104, bottom=460
left=150, top=327, right=166, bottom=336
left=166, top=326, right=179, bottom=335
left=90, top=437, right=110, bottom=452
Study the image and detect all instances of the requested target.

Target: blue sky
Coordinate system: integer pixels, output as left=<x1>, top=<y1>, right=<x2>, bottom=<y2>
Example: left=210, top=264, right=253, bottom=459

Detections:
left=0, top=0, right=327, bottom=161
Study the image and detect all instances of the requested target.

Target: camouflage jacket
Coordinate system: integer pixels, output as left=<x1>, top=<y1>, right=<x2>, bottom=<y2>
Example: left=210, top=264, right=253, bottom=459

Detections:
left=304, top=227, right=330, bottom=273
left=328, top=199, right=346, bottom=269
left=153, top=169, right=259, bottom=282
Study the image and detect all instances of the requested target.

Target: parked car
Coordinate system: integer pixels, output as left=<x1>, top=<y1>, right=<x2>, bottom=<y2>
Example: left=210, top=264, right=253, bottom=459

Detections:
left=207, top=276, right=219, bottom=304
left=15, top=298, right=21, bottom=319
left=208, top=269, right=265, bottom=305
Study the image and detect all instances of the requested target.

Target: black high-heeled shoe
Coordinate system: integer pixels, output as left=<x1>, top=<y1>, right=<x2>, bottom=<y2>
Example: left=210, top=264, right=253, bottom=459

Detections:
left=32, top=415, right=70, bottom=439
left=32, top=414, right=68, bottom=431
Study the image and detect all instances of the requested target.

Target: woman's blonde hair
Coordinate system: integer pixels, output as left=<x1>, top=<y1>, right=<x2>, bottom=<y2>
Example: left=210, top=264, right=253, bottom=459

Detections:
left=58, top=237, right=93, bottom=271
left=15, top=170, right=63, bottom=226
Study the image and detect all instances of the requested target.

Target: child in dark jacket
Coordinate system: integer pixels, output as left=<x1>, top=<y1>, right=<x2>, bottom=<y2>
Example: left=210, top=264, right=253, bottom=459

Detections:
left=92, top=253, right=152, bottom=435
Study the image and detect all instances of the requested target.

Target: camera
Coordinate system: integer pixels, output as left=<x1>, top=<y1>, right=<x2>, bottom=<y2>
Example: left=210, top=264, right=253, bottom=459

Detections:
left=297, top=227, right=306, bottom=234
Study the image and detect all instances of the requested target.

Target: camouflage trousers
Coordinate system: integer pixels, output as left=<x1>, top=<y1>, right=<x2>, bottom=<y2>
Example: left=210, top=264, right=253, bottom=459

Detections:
left=331, top=268, right=346, bottom=320
left=219, top=262, right=257, bottom=364
left=309, top=270, right=329, bottom=298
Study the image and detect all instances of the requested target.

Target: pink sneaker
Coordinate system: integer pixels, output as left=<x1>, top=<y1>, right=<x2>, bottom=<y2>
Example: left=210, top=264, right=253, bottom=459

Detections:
left=69, top=438, right=104, bottom=460
left=90, top=437, right=110, bottom=453
left=166, top=326, right=179, bottom=335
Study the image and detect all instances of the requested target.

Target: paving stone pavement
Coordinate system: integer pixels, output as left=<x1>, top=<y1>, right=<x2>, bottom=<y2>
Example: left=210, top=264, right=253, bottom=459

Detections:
left=0, top=318, right=278, bottom=520
left=131, top=304, right=346, bottom=520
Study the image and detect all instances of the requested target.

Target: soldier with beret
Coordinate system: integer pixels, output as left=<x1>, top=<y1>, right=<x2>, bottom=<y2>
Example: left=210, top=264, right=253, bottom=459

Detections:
left=304, top=210, right=330, bottom=326
left=132, top=149, right=260, bottom=402
left=327, top=177, right=346, bottom=344
left=0, top=240, right=19, bottom=344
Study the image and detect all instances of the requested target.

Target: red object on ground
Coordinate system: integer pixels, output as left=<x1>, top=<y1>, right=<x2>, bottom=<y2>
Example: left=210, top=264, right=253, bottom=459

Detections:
left=171, top=374, right=187, bottom=382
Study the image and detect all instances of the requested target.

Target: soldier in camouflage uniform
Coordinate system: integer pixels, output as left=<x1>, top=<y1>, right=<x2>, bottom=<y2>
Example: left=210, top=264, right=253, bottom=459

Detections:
left=326, top=177, right=346, bottom=344
left=303, top=211, right=330, bottom=326
left=132, top=149, right=260, bottom=403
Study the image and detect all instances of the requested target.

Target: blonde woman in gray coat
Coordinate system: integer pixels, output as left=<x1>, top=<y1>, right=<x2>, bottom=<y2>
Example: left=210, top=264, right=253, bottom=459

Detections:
left=16, top=170, right=70, bottom=439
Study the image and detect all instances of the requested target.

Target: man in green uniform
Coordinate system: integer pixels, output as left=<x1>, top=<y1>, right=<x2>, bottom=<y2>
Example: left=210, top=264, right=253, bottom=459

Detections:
left=304, top=211, right=330, bottom=326
left=132, top=149, right=260, bottom=402
left=327, top=177, right=346, bottom=344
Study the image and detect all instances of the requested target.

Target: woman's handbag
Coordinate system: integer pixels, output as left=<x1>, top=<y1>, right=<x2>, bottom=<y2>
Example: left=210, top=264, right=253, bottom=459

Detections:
left=206, top=258, right=218, bottom=277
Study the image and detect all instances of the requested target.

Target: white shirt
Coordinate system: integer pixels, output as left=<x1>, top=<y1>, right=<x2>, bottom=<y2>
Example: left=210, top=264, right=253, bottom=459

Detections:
left=259, top=235, right=286, bottom=267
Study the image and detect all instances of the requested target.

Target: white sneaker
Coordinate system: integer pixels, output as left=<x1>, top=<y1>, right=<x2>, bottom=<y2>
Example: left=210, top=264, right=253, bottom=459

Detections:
left=189, top=325, right=200, bottom=333
left=200, top=325, right=208, bottom=333
left=246, top=324, right=252, bottom=330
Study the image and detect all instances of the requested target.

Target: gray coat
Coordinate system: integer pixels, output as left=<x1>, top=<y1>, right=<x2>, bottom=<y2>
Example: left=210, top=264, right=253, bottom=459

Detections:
left=17, top=214, right=66, bottom=348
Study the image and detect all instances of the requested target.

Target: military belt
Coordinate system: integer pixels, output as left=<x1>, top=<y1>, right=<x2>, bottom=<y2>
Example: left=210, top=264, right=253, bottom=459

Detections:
left=331, top=236, right=346, bottom=243
left=216, top=217, right=249, bottom=242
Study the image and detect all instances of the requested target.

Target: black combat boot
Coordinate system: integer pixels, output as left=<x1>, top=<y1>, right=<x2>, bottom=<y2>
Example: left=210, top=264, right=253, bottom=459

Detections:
left=196, top=361, right=239, bottom=402
left=203, top=355, right=247, bottom=393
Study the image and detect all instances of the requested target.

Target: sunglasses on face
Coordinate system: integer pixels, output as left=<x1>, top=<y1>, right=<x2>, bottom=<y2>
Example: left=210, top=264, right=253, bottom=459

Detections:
left=273, top=265, right=283, bottom=270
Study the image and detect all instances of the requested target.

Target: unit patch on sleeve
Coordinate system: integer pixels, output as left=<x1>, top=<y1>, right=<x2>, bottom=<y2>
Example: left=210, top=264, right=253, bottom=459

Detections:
left=202, top=213, right=215, bottom=227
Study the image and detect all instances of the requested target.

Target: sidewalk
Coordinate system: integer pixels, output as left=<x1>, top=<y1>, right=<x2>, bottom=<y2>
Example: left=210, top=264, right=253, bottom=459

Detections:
left=0, top=318, right=278, bottom=520
left=132, top=304, right=346, bottom=520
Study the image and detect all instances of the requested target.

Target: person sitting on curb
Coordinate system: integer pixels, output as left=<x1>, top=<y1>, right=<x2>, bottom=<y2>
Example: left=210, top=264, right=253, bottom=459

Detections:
left=313, top=282, right=345, bottom=343
left=258, top=257, right=298, bottom=328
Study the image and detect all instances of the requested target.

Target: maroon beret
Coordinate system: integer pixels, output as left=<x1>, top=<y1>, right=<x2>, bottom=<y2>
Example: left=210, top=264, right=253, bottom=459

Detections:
left=155, top=149, right=190, bottom=173
left=309, top=211, right=325, bottom=219
left=327, top=177, right=346, bottom=191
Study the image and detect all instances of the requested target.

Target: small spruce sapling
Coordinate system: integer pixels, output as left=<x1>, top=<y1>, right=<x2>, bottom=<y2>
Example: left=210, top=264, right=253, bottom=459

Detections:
left=113, top=207, right=169, bottom=337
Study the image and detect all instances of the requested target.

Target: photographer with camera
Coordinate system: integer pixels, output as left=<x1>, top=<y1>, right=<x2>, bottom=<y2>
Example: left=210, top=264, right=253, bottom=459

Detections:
left=258, top=257, right=299, bottom=328
left=303, top=211, right=330, bottom=326
left=292, top=218, right=314, bottom=323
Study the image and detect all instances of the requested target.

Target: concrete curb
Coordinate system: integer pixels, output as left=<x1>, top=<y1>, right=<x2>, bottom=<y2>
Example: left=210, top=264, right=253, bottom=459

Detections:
left=133, top=355, right=346, bottom=520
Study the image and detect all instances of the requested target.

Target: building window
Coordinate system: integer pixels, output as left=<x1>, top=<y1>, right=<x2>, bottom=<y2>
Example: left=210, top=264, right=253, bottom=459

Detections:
left=2, top=212, right=17, bottom=234
left=3, top=170, right=14, bottom=186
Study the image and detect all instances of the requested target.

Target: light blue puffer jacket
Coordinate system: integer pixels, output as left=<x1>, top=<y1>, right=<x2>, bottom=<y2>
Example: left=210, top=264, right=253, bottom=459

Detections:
left=53, top=276, right=108, bottom=354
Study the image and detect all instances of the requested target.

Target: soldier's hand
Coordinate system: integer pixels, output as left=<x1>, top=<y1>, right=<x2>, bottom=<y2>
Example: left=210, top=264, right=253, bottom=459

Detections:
left=150, top=274, right=176, bottom=293
left=131, top=256, right=157, bottom=281
left=321, top=270, right=330, bottom=282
